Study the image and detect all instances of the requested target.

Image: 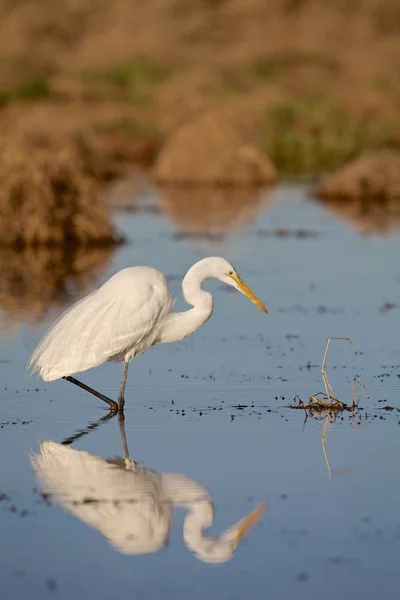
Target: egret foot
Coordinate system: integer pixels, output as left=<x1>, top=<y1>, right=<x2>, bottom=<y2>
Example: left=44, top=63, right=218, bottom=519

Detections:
left=62, top=376, right=118, bottom=413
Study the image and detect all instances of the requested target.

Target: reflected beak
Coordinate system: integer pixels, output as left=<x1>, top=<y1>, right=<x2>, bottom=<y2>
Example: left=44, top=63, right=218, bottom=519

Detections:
left=232, top=503, right=266, bottom=548
left=231, top=274, right=268, bottom=313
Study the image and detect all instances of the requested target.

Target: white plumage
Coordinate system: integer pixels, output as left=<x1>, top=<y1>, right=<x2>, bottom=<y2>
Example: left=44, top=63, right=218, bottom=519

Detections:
left=28, top=257, right=267, bottom=412
left=30, top=267, right=171, bottom=381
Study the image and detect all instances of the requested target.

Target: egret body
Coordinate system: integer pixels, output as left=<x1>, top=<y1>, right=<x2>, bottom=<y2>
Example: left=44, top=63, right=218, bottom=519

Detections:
left=29, top=257, right=267, bottom=412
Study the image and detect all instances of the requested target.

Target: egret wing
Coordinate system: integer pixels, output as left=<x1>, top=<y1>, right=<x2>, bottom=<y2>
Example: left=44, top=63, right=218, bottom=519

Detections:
left=29, top=277, right=172, bottom=381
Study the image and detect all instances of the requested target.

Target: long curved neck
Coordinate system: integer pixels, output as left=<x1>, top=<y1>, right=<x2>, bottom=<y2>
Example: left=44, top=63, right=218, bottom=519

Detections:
left=183, top=499, right=234, bottom=563
left=183, top=499, right=214, bottom=552
left=156, top=263, right=214, bottom=344
left=160, top=473, right=234, bottom=563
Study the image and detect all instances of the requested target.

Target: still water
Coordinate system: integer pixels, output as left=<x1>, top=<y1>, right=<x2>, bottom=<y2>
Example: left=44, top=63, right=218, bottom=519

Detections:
left=0, top=184, right=399, bottom=599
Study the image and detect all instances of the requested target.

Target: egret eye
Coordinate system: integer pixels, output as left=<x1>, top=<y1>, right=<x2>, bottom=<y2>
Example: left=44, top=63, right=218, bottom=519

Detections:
left=227, top=271, right=234, bottom=276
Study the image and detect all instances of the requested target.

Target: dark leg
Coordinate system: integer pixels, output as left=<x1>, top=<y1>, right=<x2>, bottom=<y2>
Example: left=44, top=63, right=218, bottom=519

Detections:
left=62, top=375, right=118, bottom=413
left=118, top=361, right=129, bottom=412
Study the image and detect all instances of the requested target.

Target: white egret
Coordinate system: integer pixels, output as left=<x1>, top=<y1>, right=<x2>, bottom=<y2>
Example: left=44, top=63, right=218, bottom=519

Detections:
left=28, top=256, right=267, bottom=412
left=30, top=419, right=265, bottom=563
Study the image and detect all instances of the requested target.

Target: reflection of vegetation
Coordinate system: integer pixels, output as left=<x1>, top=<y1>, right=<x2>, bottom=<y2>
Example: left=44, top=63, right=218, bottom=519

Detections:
left=261, top=99, right=400, bottom=176
left=0, top=75, right=51, bottom=106
left=0, top=245, right=113, bottom=326
left=160, top=186, right=273, bottom=241
left=321, top=415, right=355, bottom=478
left=317, top=196, right=400, bottom=236
left=251, top=51, right=339, bottom=81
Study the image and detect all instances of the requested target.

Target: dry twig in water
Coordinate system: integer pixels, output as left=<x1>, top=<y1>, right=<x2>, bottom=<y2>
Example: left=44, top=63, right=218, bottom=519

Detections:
left=291, top=337, right=366, bottom=414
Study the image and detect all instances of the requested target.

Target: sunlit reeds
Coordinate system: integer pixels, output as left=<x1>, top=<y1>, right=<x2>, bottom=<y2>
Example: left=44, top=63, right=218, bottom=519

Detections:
left=0, top=139, right=122, bottom=247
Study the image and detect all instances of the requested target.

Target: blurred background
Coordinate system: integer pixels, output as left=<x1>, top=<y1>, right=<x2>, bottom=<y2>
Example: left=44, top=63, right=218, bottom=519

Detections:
left=1, top=0, right=400, bottom=169
left=1, top=0, right=400, bottom=323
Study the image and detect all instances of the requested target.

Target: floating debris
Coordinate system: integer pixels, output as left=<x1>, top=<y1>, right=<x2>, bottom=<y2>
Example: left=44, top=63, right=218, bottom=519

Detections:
left=290, top=337, right=366, bottom=414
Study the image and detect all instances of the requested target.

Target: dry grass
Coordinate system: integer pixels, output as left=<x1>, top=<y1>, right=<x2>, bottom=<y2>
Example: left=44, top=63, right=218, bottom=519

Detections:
left=154, top=111, right=276, bottom=184
left=0, top=138, right=122, bottom=247
left=1, top=1, right=400, bottom=176
left=291, top=337, right=366, bottom=415
left=0, top=245, right=113, bottom=326
left=315, top=150, right=400, bottom=201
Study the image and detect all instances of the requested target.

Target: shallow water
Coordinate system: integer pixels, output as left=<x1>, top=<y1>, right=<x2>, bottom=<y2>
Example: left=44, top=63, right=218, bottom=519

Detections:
left=1, top=184, right=399, bottom=599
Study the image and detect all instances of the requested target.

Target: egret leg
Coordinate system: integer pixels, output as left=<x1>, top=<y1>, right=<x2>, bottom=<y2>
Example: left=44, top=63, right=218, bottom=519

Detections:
left=118, top=361, right=129, bottom=412
left=62, top=376, right=118, bottom=413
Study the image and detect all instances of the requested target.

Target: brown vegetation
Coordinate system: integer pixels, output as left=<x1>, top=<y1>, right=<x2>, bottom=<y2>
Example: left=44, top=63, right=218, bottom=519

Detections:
left=0, top=138, right=122, bottom=246
left=155, top=111, right=276, bottom=184
left=0, top=0, right=400, bottom=177
left=315, top=151, right=400, bottom=201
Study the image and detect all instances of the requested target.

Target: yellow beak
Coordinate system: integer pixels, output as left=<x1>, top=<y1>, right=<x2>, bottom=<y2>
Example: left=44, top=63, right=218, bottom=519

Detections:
left=232, top=503, right=266, bottom=548
left=231, top=273, right=268, bottom=313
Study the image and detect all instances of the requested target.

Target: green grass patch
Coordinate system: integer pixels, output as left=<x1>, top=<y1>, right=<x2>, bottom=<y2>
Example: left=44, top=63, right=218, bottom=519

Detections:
left=0, top=75, right=51, bottom=106
left=73, top=59, right=171, bottom=104
left=250, top=51, right=339, bottom=81
left=76, top=59, right=170, bottom=92
left=261, top=98, right=400, bottom=176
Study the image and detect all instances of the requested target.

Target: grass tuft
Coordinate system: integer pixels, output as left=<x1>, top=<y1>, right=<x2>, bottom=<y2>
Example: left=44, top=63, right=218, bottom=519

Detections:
left=260, top=98, right=400, bottom=176
left=251, top=51, right=339, bottom=81
left=0, top=75, right=51, bottom=106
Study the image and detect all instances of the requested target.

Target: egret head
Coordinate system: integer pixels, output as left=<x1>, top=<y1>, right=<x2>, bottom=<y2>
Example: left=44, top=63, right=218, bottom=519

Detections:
left=217, top=258, right=268, bottom=313
left=183, top=256, right=267, bottom=313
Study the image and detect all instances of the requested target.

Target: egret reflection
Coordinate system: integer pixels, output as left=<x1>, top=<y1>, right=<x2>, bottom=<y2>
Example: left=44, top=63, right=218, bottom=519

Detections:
left=30, top=417, right=264, bottom=563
